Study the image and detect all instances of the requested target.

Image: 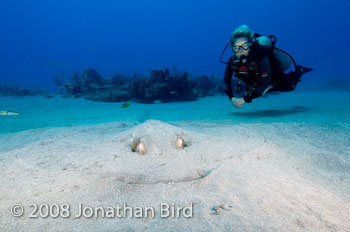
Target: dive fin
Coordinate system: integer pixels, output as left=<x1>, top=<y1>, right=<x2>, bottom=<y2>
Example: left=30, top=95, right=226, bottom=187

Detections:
left=297, top=65, right=313, bottom=75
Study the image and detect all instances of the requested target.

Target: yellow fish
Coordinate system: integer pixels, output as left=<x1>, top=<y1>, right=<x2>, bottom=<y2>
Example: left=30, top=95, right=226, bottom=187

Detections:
left=121, top=102, right=131, bottom=108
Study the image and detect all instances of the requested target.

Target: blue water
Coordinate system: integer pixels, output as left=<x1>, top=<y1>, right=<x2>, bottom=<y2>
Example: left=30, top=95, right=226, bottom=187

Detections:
left=0, top=0, right=350, bottom=135
left=0, top=0, right=349, bottom=90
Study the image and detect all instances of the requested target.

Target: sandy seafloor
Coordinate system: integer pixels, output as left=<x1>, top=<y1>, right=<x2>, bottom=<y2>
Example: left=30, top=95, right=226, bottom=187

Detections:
left=0, top=90, right=349, bottom=231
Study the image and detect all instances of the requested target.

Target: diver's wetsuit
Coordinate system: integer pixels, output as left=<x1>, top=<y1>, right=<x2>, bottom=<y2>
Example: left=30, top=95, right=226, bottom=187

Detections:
left=224, top=53, right=304, bottom=103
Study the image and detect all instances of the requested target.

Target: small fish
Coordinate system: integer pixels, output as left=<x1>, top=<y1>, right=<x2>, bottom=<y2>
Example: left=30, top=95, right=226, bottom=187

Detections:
left=0, top=111, right=19, bottom=116
left=153, top=100, right=163, bottom=104
left=169, top=91, right=177, bottom=95
left=91, top=46, right=97, bottom=50
left=121, top=102, right=131, bottom=108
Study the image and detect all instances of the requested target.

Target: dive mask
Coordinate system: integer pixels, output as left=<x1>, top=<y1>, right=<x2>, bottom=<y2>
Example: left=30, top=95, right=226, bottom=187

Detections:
left=232, top=41, right=250, bottom=53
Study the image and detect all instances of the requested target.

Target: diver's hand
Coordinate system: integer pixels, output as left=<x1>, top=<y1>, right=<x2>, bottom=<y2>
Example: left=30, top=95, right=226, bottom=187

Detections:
left=231, top=97, right=245, bottom=108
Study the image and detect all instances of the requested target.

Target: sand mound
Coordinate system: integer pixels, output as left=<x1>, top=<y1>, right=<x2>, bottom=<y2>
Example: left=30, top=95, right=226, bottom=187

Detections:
left=0, top=120, right=349, bottom=231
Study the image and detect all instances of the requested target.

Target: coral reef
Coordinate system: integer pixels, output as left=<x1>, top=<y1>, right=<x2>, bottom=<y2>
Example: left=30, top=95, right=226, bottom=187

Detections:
left=63, top=68, right=224, bottom=103
left=0, top=84, right=49, bottom=97
left=194, top=75, right=225, bottom=97
left=64, top=69, right=130, bottom=102
left=129, top=68, right=198, bottom=103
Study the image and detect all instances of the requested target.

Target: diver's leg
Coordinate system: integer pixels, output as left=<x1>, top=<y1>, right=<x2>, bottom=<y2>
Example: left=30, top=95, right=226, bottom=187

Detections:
left=268, top=65, right=313, bottom=92
left=267, top=73, right=295, bottom=92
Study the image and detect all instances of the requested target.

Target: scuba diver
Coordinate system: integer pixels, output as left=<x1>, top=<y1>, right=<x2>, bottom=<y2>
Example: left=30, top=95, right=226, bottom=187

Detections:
left=221, top=25, right=313, bottom=108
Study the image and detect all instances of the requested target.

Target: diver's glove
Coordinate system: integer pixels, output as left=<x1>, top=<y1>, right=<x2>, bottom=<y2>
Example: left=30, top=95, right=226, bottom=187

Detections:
left=231, top=97, right=245, bottom=108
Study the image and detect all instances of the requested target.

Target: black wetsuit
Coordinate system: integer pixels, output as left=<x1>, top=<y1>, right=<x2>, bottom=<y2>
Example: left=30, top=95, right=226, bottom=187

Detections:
left=224, top=51, right=304, bottom=103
